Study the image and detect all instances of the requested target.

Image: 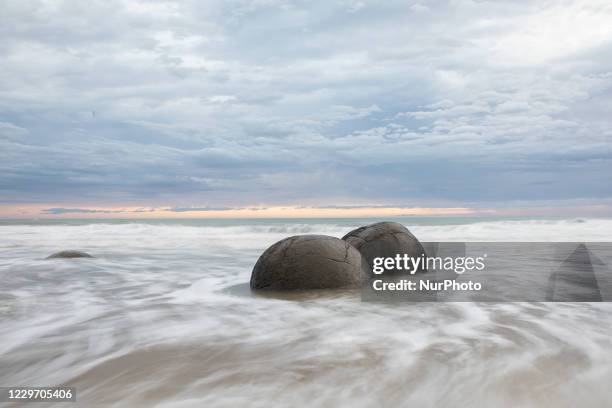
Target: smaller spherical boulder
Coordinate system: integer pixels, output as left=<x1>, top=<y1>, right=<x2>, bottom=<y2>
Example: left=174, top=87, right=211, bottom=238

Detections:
left=46, top=250, right=93, bottom=259
left=250, top=235, right=366, bottom=290
left=342, top=222, right=427, bottom=275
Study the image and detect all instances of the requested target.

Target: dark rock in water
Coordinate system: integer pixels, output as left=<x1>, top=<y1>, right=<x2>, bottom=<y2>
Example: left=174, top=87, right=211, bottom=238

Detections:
left=546, top=244, right=602, bottom=301
left=250, top=235, right=366, bottom=290
left=46, top=250, right=93, bottom=259
left=342, top=221, right=427, bottom=275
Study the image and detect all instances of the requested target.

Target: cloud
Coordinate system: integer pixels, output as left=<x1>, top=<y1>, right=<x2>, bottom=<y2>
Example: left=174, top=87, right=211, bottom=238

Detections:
left=41, top=208, right=124, bottom=214
left=1, top=0, right=611, bottom=209
left=0, top=121, right=28, bottom=140
left=41, top=207, right=155, bottom=214
left=168, top=206, right=234, bottom=212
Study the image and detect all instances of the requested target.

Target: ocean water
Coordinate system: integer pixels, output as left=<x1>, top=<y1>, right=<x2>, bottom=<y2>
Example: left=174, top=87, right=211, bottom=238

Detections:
left=1, top=217, right=612, bottom=407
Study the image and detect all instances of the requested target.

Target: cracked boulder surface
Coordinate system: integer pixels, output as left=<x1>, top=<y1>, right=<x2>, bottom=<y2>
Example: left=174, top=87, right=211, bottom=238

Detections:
left=342, top=222, right=427, bottom=275
left=250, top=235, right=367, bottom=290
left=46, top=250, right=93, bottom=259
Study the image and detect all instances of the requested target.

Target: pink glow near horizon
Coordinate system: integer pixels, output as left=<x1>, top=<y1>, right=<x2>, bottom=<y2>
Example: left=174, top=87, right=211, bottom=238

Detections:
left=1, top=204, right=612, bottom=219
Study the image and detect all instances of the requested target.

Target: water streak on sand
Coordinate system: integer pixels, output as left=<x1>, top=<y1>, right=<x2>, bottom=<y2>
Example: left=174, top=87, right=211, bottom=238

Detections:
left=1, top=218, right=612, bottom=407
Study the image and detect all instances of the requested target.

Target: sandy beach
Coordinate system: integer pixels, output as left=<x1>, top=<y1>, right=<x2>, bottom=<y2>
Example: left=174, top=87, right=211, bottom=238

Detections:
left=2, top=218, right=612, bottom=407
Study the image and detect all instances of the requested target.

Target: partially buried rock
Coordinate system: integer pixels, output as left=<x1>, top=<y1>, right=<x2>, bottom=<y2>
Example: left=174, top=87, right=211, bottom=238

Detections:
left=250, top=235, right=366, bottom=290
left=342, top=222, right=427, bottom=275
left=46, top=250, right=93, bottom=259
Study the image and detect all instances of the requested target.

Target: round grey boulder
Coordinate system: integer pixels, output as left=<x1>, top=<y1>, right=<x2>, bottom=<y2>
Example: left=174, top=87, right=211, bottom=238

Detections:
left=250, top=235, right=366, bottom=290
left=46, top=250, right=93, bottom=259
left=342, top=222, right=427, bottom=275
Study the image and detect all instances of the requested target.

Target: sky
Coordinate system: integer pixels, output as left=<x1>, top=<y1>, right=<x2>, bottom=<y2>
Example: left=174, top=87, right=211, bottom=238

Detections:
left=1, top=0, right=612, bottom=218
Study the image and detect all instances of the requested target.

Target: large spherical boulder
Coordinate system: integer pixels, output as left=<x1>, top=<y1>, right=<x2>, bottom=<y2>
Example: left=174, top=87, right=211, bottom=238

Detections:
left=250, top=235, right=366, bottom=290
left=46, top=250, right=93, bottom=259
left=342, top=222, right=426, bottom=275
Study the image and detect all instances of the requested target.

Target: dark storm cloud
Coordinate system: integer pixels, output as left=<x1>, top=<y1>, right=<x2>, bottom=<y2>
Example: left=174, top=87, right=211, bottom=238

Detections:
left=1, top=0, right=612, bottom=207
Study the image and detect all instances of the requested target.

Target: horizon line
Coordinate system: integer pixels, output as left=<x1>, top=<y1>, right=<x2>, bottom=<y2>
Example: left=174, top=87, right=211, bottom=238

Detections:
left=1, top=204, right=612, bottom=219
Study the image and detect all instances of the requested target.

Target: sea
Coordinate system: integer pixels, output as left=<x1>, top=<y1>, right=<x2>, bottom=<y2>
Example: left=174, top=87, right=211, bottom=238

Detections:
left=1, top=217, right=611, bottom=407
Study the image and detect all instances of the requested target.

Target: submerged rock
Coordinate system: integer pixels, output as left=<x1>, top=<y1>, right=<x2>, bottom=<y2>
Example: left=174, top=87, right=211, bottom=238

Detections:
left=46, top=250, right=93, bottom=259
left=342, top=221, right=426, bottom=275
left=250, top=235, right=366, bottom=290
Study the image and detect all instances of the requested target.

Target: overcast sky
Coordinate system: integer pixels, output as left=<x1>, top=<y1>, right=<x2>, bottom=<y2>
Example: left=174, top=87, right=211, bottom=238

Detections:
left=1, top=0, right=612, bottom=214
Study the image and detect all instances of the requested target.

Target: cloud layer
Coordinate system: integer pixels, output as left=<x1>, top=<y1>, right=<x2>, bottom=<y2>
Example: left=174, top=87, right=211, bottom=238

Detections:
left=1, top=0, right=612, bottom=209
